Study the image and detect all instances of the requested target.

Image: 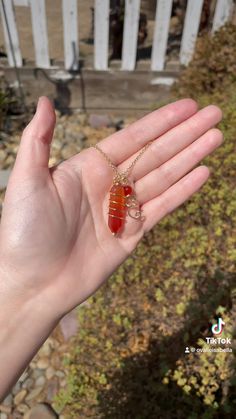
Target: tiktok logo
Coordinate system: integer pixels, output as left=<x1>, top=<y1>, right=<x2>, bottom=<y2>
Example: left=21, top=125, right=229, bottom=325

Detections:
left=211, top=317, right=225, bottom=335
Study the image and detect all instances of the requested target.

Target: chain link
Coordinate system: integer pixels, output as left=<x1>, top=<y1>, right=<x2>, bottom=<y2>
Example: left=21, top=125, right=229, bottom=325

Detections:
left=91, top=141, right=153, bottom=183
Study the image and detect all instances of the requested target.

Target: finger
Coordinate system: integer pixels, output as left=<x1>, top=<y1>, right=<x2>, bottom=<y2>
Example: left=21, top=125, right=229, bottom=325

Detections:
left=13, top=96, right=56, bottom=175
left=118, top=105, right=222, bottom=180
left=136, top=128, right=223, bottom=204
left=93, top=98, right=198, bottom=165
left=142, top=166, right=210, bottom=233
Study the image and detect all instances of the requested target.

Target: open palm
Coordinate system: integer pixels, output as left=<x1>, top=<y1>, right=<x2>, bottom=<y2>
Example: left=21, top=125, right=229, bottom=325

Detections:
left=0, top=97, right=222, bottom=318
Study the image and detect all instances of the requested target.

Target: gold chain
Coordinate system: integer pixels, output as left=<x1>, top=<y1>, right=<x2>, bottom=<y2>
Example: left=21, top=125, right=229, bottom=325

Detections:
left=91, top=141, right=152, bottom=183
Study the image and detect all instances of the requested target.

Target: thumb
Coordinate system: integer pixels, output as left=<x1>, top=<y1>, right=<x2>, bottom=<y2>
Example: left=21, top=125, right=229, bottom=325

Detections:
left=13, top=96, right=56, bottom=175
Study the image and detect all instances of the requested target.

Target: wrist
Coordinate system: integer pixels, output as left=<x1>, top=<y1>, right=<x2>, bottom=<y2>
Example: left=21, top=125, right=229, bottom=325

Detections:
left=0, top=289, right=59, bottom=346
left=0, top=260, right=62, bottom=323
left=0, top=269, right=60, bottom=399
left=0, top=264, right=60, bottom=348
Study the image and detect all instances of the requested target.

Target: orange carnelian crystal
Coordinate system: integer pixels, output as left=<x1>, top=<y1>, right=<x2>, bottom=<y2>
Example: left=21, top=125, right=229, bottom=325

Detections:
left=108, top=184, right=133, bottom=235
left=108, top=185, right=125, bottom=234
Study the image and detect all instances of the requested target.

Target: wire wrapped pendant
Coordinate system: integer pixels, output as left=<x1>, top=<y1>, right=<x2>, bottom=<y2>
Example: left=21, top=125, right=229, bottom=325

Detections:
left=91, top=143, right=152, bottom=235
left=108, top=181, right=144, bottom=235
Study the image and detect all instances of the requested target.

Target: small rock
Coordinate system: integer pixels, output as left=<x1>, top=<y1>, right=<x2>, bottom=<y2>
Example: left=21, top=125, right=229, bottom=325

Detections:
left=65, top=123, right=78, bottom=133
left=89, top=114, right=112, bottom=129
left=77, top=131, right=87, bottom=143
left=46, top=378, right=59, bottom=402
left=17, top=403, right=30, bottom=414
left=12, top=145, right=19, bottom=153
left=55, top=371, right=65, bottom=378
left=18, top=370, right=29, bottom=383
left=113, top=118, right=124, bottom=131
left=61, top=144, right=80, bottom=160
left=64, top=128, right=86, bottom=146
left=59, top=309, right=78, bottom=341
left=39, top=340, right=52, bottom=357
left=49, top=157, right=58, bottom=167
left=29, top=360, right=37, bottom=369
left=54, top=131, right=64, bottom=141
left=4, top=154, right=15, bottom=167
left=0, top=170, right=11, bottom=189
left=12, top=382, right=21, bottom=395
left=2, top=394, right=13, bottom=406
left=0, top=149, right=6, bottom=163
left=25, top=387, right=43, bottom=402
left=0, top=130, right=9, bottom=140
left=14, top=389, right=27, bottom=405
left=59, top=115, right=68, bottom=123
left=35, top=376, right=46, bottom=387
left=0, top=404, right=11, bottom=414
left=66, top=129, right=87, bottom=148
left=46, top=367, right=55, bottom=380
left=37, top=358, right=49, bottom=369
left=52, top=139, right=63, bottom=150
left=22, top=378, right=34, bottom=389
left=32, top=368, right=44, bottom=379
left=55, top=110, right=61, bottom=118
left=60, top=379, right=67, bottom=388
left=13, top=411, right=24, bottom=419
left=28, top=403, right=58, bottom=419
left=77, top=113, right=88, bottom=125
left=50, top=338, right=59, bottom=349
left=0, top=412, right=8, bottom=419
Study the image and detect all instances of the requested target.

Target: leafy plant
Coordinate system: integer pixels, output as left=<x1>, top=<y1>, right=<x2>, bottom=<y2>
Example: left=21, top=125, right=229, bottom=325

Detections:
left=0, top=75, right=25, bottom=132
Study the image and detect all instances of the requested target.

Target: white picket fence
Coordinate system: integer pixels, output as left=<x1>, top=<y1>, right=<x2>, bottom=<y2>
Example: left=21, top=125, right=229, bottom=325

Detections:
left=0, top=0, right=234, bottom=72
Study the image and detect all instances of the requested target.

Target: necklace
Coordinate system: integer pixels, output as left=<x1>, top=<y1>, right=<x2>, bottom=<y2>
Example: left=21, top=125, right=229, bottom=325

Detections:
left=91, top=142, right=152, bottom=236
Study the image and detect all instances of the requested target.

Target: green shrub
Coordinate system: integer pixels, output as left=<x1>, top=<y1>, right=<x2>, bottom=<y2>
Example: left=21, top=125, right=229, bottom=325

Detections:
left=172, top=23, right=236, bottom=99
left=0, top=76, right=24, bottom=132
left=0, top=80, right=9, bottom=130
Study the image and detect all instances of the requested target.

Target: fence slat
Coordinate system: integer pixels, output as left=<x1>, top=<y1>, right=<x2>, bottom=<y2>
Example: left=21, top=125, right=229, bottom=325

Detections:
left=29, top=0, right=50, bottom=68
left=179, top=0, right=204, bottom=66
left=62, top=0, right=79, bottom=70
left=14, top=0, right=29, bottom=6
left=94, top=0, right=109, bottom=70
left=212, top=0, right=233, bottom=32
left=151, top=0, right=173, bottom=71
left=0, top=0, right=22, bottom=67
left=121, top=0, right=141, bottom=71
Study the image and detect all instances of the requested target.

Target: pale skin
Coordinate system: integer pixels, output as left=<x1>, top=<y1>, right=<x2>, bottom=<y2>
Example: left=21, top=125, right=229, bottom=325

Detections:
left=0, top=97, right=223, bottom=399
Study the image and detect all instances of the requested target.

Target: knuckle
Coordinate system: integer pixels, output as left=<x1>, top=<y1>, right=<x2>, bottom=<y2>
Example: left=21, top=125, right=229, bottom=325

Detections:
left=191, top=145, right=203, bottom=161
left=161, top=107, right=176, bottom=127
left=161, top=193, right=172, bottom=215
left=161, top=164, right=175, bottom=185
left=187, top=116, right=199, bottom=131
left=150, top=141, right=166, bottom=166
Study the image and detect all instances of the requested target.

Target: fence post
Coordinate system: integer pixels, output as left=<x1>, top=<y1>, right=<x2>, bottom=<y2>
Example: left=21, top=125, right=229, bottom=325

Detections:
left=151, top=0, right=173, bottom=71
left=62, top=0, right=79, bottom=70
left=0, top=0, right=22, bottom=67
left=212, top=0, right=233, bottom=32
left=180, top=0, right=204, bottom=66
left=121, top=0, right=141, bottom=71
left=29, top=0, right=50, bottom=68
left=94, top=0, right=109, bottom=70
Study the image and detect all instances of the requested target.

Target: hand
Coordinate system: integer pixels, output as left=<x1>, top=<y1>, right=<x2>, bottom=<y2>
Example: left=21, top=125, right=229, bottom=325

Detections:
left=0, top=97, right=222, bottom=318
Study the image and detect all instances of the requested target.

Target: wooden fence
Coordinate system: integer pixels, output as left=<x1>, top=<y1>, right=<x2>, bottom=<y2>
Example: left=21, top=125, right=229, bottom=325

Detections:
left=0, top=0, right=234, bottom=72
